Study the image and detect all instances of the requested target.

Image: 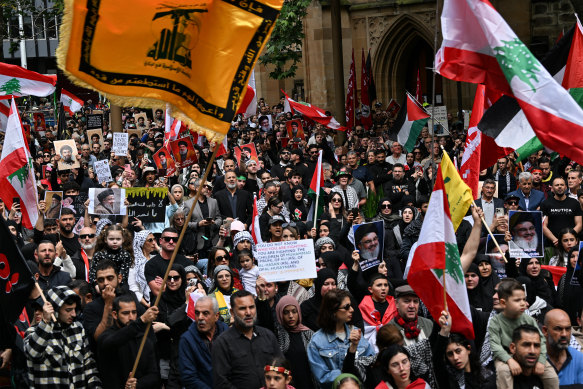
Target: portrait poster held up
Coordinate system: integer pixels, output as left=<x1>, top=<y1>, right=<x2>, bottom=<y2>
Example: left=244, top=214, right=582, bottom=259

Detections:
left=285, top=119, right=305, bottom=140
left=44, top=191, right=63, bottom=220
left=33, top=112, right=46, bottom=132
left=152, top=146, right=176, bottom=177
left=233, top=142, right=259, bottom=166
left=508, top=210, right=544, bottom=258
left=88, top=188, right=127, bottom=215
left=169, top=137, right=197, bottom=169
left=255, top=239, right=317, bottom=283
left=352, top=221, right=384, bottom=271
left=87, top=128, right=103, bottom=147
left=54, top=139, right=80, bottom=170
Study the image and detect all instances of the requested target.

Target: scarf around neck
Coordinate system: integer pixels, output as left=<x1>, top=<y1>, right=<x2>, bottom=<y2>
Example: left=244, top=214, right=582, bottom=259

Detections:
left=395, top=313, right=420, bottom=339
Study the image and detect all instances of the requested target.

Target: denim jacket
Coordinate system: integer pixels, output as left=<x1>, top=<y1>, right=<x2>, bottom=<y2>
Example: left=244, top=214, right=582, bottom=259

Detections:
left=307, top=324, right=375, bottom=389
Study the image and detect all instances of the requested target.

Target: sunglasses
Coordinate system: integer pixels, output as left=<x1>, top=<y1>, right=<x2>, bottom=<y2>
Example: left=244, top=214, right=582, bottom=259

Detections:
left=146, top=237, right=155, bottom=242
left=381, top=204, right=392, bottom=209
left=161, top=236, right=178, bottom=243
left=215, top=255, right=228, bottom=262
left=281, top=151, right=291, bottom=155
left=331, top=198, right=342, bottom=203
left=43, top=154, right=51, bottom=157
left=507, top=201, right=519, bottom=205
left=79, top=234, right=96, bottom=239
left=168, top=275, right=181, bottom=282
left=338, top=303, right=352, bottom=311
left=189, top=182, right=195, bottom=185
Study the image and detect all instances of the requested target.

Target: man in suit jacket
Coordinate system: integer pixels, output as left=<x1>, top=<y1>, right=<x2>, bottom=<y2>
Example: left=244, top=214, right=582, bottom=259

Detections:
left=215, top=171, right=253, bottom=227
left=474, top=178, right=505, bottom=228
left=186, top=180, right=223, bottom=255
left=507, top=171, right=546, bottom=211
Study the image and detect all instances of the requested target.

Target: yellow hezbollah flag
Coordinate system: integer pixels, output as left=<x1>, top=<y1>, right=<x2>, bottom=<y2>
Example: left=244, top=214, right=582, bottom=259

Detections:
left=57, top=0, right=283, bottom=141
left=439, top=151, right=473, bottom=230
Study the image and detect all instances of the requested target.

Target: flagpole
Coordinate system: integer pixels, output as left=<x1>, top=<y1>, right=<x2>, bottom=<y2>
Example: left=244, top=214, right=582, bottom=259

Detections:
left=34, top=282, right=57, bottom=322
left=313, top=150, right=323, bottom=228
left=430, top=0, right=440, bottom=188
left=130, top=139, right=221, bottom=378
left=471, top=200, right=507, bottom=262
left=442, top=271, right=448, bottom=312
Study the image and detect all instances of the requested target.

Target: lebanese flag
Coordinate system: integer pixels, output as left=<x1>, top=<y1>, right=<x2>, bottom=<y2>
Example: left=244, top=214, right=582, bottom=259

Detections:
left=216, top=135, right=229, bottom=157
left=250, top=194, right=263, bottom=244
left=360, top=49, right=372, bottom=129
left=563, top=16, right=583, bottom=105
left=190, top=131, right=206, bottom=147
left=0, top=62, right=56, bottom=97
left=60, top=89, right=84, bottom=115
left=0, top=99, right=9, bottom=131
left=0, top=98, right=39, bottom=229
left=282, top=90, right=346, bottom=131
left=237, top=70, right=257, bottom=117
left=406, top=167, right=474, bottom=340
left=345, top=49, right=356, bottom=128
left=396, top=93, right=430, bottom=153
left=436, top=0, right=583, bottom=165
left=460, top=85, right=486, bottom=198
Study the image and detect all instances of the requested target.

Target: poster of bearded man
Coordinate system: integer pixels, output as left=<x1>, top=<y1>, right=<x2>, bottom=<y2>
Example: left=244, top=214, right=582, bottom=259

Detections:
left=508, top=211, right=544, bottom=258
left=352, top=220, right=384, bottom=271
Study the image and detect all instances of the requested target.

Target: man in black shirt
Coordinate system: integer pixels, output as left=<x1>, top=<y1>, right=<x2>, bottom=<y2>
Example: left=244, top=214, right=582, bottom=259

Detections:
left=541, top=176, right=582, bottom=247
left=212, top=290, right=283, bottom=388
left=509, top=324, right=544, bottom=389
left=57, top=208, right=81, bottom=257
left=144, top=227, right=192, bottom=302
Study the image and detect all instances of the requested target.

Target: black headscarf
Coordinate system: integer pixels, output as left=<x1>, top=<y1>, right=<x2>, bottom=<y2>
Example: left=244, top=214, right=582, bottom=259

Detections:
left=475, top=254, right=500, bottom=301
left=518, top=257, right=553, bottom=306
left=160, top=264, right=187, bottom=312
left=287, top=185, right=308, bottom=221
left=466, top=262, right=492, bottom=311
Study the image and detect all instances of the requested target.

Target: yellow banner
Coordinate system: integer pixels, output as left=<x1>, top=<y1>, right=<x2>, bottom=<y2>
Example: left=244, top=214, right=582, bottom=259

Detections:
left=440, top=151, right=473, bottom=230
left=57, top=0, right=283, bottom=141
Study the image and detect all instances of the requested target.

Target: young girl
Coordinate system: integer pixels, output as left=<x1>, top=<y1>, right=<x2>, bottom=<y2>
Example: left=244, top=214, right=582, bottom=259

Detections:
left=238, top=249, right=259, bottom=296
left=89, top=225, right=134, bottom=287
left=261, top=357, right=296, bottom=389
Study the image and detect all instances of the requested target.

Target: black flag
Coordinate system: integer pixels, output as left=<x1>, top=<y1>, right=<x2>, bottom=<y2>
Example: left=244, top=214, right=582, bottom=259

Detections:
left=0, top=218, right=34, bottom=323
left=56, top=102, right=67, bottom=140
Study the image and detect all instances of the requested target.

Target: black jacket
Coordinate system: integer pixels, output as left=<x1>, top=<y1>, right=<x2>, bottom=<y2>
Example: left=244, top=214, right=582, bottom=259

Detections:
left=214, top=188, right=254, bottom=226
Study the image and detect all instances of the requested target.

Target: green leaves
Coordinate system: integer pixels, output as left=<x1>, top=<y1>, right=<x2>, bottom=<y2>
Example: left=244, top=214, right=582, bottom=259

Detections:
left=494, top=38, right=541, bottom=93
left=260, top=0, right=311, bottom=80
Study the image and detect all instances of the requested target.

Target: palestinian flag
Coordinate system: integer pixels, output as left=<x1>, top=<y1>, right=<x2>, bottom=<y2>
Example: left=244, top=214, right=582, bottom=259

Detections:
left=60, top=89, right=84, bottom=115
left=396, top=92, right=430, bottom=153
left=406, top=167, right=474, bottom=340
left=436, top=0, right=583, bottom=165
left=477, top=27, right=573, bottom=163
left=563, top=16, right=583, bottom=105
left=0, top=62, right=56, bottom=97
left=0, top=98, right=39, bottom=229
left=282, top=90, right=346, bottom=131
left=307, top=150, right=326, bottom=221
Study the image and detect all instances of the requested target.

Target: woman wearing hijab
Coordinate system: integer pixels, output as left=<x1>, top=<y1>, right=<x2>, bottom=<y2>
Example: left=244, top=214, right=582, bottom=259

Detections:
left=301, top=269, right=338, bottom=331
left=287, top=185, right=309, bottom=222
left=387, top=205, right=417, bottom=252
left=208, top=265, right=239, bottom=324
left=557, top=247, right=583, bottom=325
left=475, top=254, right=500, bottom=306
left=275, top=296, right=316, bottom=389
left=131, top=229, right=159, bottom=306
left=465, top=263, right=492, bottom=312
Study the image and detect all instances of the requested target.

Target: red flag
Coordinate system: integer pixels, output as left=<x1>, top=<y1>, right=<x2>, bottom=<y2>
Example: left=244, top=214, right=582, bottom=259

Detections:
left=415, top=69, right=422, bottom=103
left=216, top=135, right=229, bottom=157
left=460, top=85, right=486, bottom=198
left=360, top=49, right=372, bottom=129
left=282, top=90, right=346, bottom=131
left=236, top=70, right=257, bottom=117
left=345, top=49, right=356, bottom=128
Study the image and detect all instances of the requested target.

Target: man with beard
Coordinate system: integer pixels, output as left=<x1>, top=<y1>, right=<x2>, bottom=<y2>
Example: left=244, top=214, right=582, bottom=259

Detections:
left=212, top=157, right=237, bottom=194
left=271, top=148, right=292, bottom=181
left=177, top=140, right=191, bottom=163
left=215, top=171, right=253, bottom=228
left=71, top=227, right=97, bottom=281
left=543, top=309, right=583, bottom=385
left=259, top=115, right=271, bottom=132
left=368, top=149, right=393, bottom=188
left=212, top=290, right=283, bottom=388
left=59, top=144, right=75, bottom=166
left=541, top=176, right=582, bottom=247
left=34, top=240, right=72, bottom=291
left=382, top=163, right=416, bottom=211
left=179, top=297, right=229, bottom=388
left=355, top=223, right=381, bottom=261
left=242, top=159, right=260, bottom=194
left=24, top=286, right=101, bottom=388
left=94, top=188, right=116, bottom=215
left=509, top=212, right=540, bottom=256
left=57, top=208, right=81, bottom=257
left=97, top=294, right=161, bottom=389
left=46, top=193, right=62, bottom=219
left=508, top=325, right=546, bottom=389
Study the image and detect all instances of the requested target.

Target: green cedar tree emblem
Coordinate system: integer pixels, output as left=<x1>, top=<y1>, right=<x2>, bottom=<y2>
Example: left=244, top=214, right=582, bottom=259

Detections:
left=8, top=158, right=33, bottom=187
left=494, top=38, right=540, bottom=93
left=433, top=243, right=464, bottom=284
left=0, top=78, right=22, bottom=95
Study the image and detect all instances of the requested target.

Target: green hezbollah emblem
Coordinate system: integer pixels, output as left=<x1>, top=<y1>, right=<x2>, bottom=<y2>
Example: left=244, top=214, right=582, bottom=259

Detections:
left=146, top=7, right=208, bottom=69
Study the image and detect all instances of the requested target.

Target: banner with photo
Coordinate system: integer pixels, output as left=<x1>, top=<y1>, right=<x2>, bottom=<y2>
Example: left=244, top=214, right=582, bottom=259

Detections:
left=351, top=220, right=384, bottom=271
left=54, top=139, right=80, bottom=170
left=88, top=188, right=127, bottom=215
left=508, top=211, right=543, bottom=258
left=44, top=191, right=63, bottom=220
left=169, top=137, right=197, bottom=169
left=233, top=143, right=259, bottom=166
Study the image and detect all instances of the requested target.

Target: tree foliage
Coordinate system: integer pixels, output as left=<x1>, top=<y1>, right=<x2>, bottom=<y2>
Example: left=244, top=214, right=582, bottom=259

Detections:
left=260, top=0, right=311, bottom=80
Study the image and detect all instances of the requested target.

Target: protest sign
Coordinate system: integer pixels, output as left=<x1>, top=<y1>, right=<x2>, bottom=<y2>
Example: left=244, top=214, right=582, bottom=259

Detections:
left=44, top=191, right=63, bottom=220
left=54, top=139, right=80, bottom=170
left=169, top=137, right=197, bottom=169
left=88, top=188, right=126, bottom=215
left=256, top=239, right=317, bottom=283
left=87, top=129, right=103, bottom=147
left=429, top=105, right=449, bottom=135
left=508, top=211, right=543, bottom=258
left=86, top=113, right=103, bottom=130
left=112, top=133, right=129, bottom=156
left=126, top=187, right=167, bottom=223
left=233, top=143, right=259, bottom=166
left=62, top=193, right=89, bottom=221
left=93, top=159, right=113, bottom=183
left=352, top=221, right=384, bottom=271
left=286, top=120, right=305, bottom=140
left=153, top=146, right=176, bottom=177
left=33, top=113, right=46, bottom=132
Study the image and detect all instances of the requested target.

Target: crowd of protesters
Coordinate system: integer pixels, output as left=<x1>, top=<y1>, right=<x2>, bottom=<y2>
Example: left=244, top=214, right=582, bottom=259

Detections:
left=1, top=96, right=583, bottom=389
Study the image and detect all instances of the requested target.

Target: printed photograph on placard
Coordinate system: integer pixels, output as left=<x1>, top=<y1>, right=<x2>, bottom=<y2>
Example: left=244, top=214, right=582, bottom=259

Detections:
left=88, top=188, right=126, bottom=215
left=44, top=191, right=63, bottom=220
left=233, top=143, right=259, bottom=166
left=133, top=112, right=148, bottom=129
left=87, top=129, right=104, bottom=147
left=351, top=220, right=385, bottom=271
left=33, top=112, right=46, bottom=132
left=485, top=234, right=509, bottom=279
left=127, top=128, right=142, bottom=143
left=258, top=114, right=272, bottom=132
left=169, top=137, right=197, bottom=169
left=508, top=211, right=543, bottom=258
left=54, top=139, right=80, bottom=170
left=153, top=146, right=176, bottom=177
left=285, top=119, right=305, bottom=140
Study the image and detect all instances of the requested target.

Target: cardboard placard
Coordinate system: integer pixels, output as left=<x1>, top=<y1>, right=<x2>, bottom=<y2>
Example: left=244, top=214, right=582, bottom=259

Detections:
left=62, top=193, right=89, bottom=221
left=256, top=239, right=317, bottom=282
left=87, top=129, right=104, bottom=147
left=93, top=159, right=113, bottom=183
left=86, top=113, right=103, bottom=130
left=54, top=139, right=80, bottom=170
left=112, top=133, right=129, bottom=156
left=44, top=191, right=63, bottom=220
left=126, top=187, right=167, bottom=223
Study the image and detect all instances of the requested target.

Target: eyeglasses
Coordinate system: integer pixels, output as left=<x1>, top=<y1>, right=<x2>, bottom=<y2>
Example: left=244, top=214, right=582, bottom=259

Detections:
left=272, top=204, right=283, bottom=209
left=381, top=204, right=392, bottom=209
left=161, top=236, right=178, bottom=243
left=79, top=234, right=96, bottom=239
left=338, top=303, right=352, bottom=311
left=189, top=182, right=195, bottom=185
left=168, top=275, right=181, bottom=282
left=215, top=255, right=228, bottom=262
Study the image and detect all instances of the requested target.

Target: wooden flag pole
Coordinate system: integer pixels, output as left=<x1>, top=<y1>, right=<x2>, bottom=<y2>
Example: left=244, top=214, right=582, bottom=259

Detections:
left=442, top=271, right=449, bottom=312
left=129, top=140, right=221, bottom=378
left=471, top=200, right=507, bottom=262
left=34, top=282, right=57, bottom=322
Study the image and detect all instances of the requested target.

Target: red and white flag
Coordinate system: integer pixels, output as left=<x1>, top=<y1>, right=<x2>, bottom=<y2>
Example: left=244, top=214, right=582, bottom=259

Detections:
left=460, top=85, right=486, bottom=198
left=436, top=0, right=583, bottom=165
left=0, top=98, right=10, bottom=131
left=237, top=70, right=257, bottom=117
left=0, top=62, right=56, bottom=97
left=60, top=89, right=84, bottom=115
left=251, top=194, right=263, bottom=244
left=406, top=167, right=474, bottom=340
left=0, top=98, right=39, bottom=229
left=345, top=49, right=356, bottom=128
left=282, top=90, right=346, bottom=131
left=360, top=49, right=372, bottom=129
left=216, top=135, right=229, bottom=157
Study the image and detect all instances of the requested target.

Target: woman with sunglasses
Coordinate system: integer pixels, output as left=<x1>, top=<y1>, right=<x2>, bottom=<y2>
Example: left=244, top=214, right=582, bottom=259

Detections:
left=206, top=246, right=243, bottom=291
left=260, top=197, right=287, bottom=241
left=132, top=230, right=159, bottom=307
left=307, top=289, right=374, bottom=388
left=208, top=265, right=239, bottom=324
left=321, top=193, right=352, bottom=248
